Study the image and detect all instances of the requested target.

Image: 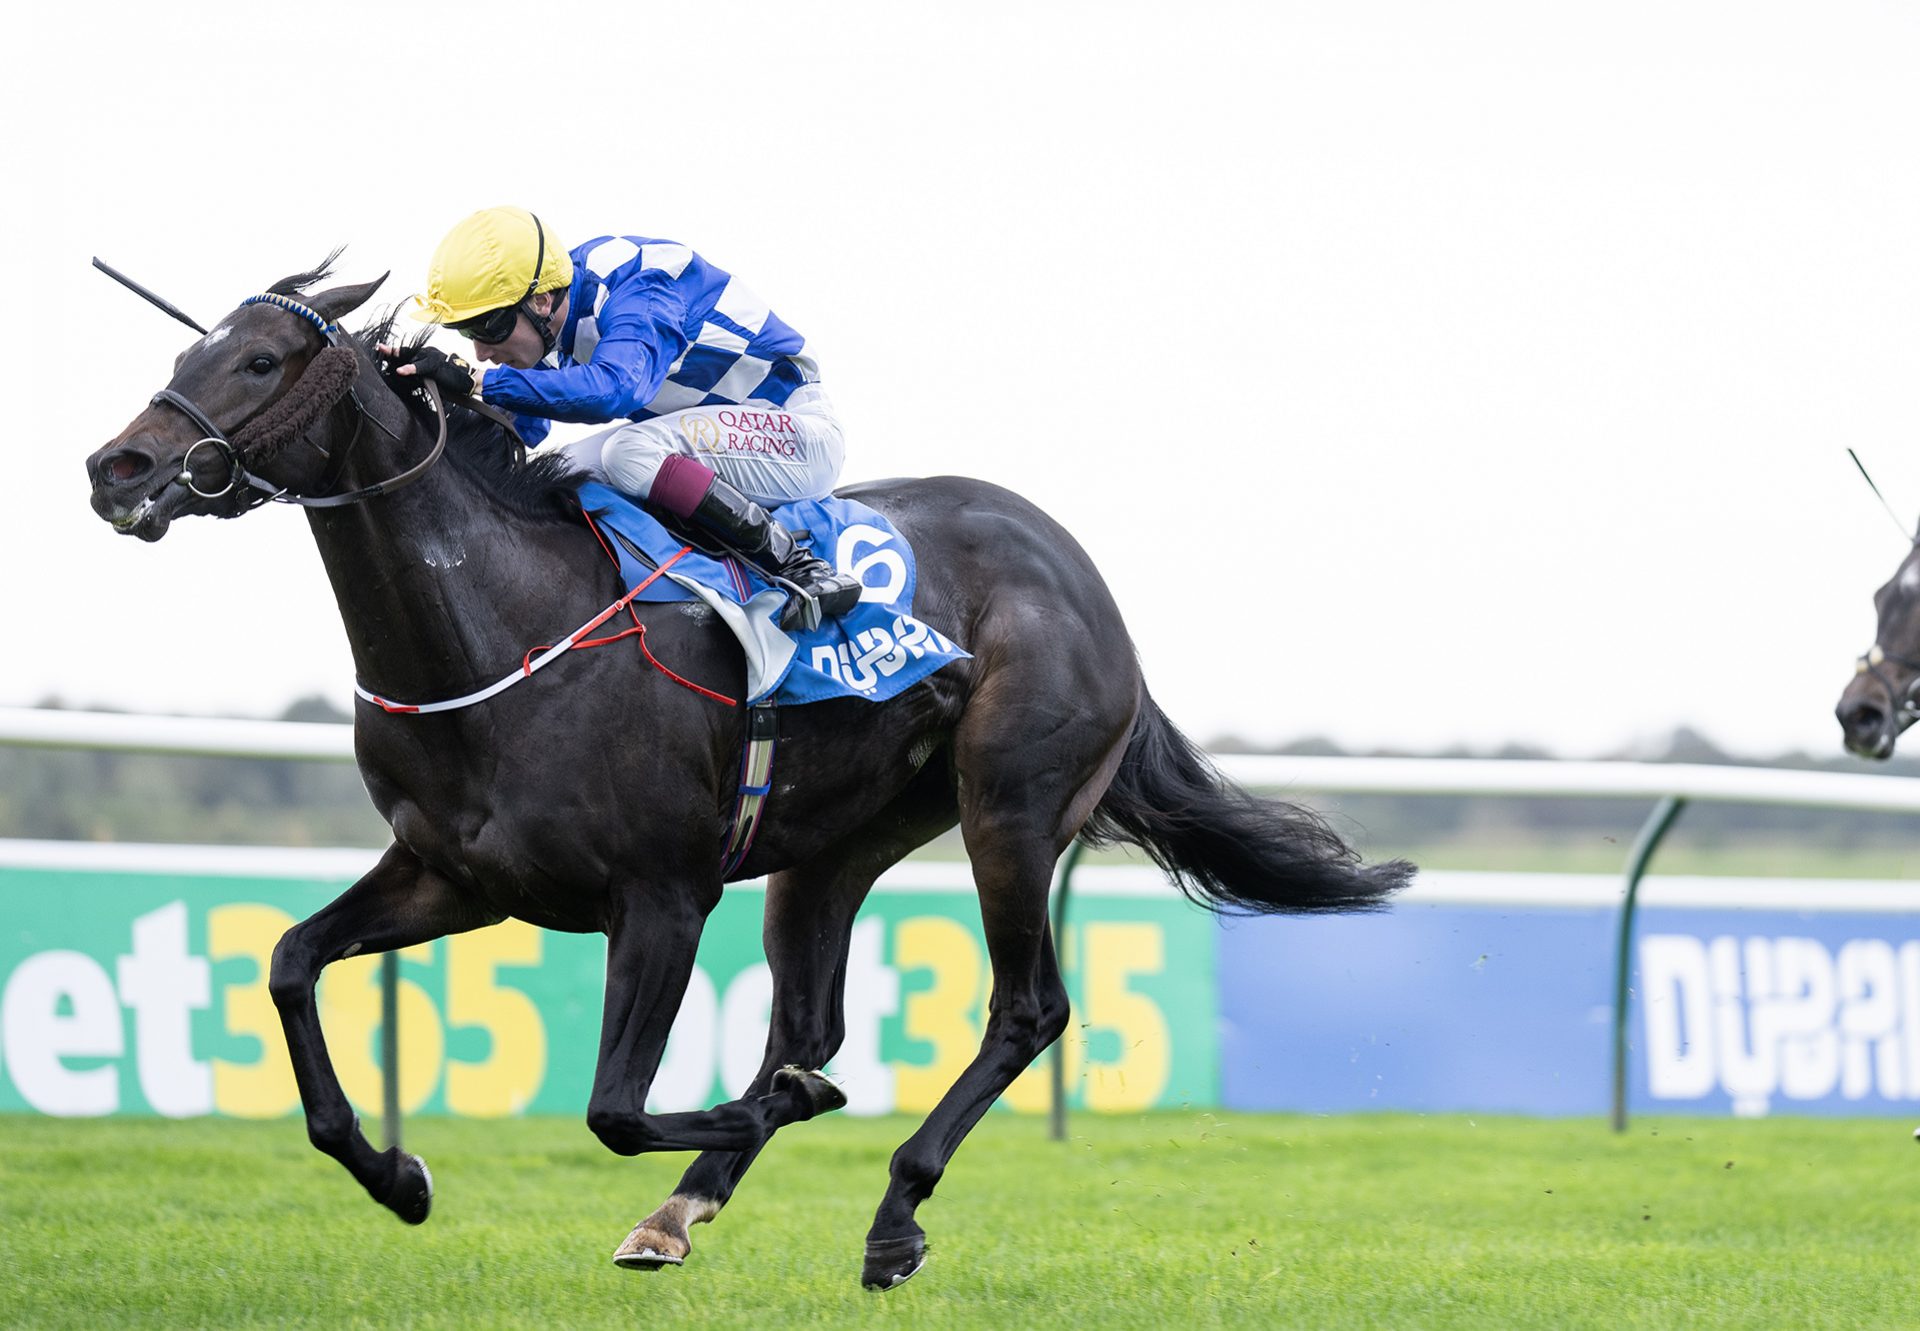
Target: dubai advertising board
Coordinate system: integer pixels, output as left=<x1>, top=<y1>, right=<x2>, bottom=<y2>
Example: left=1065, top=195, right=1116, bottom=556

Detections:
left=1640, top=931, right=1920, bottom=1116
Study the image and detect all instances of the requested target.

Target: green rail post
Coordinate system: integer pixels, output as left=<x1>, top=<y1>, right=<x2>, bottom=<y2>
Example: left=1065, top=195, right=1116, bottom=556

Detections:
left=381, top=951, right=402, bottom=1151
left=1049, top=837, right=1088, bottom=1142
left=1611, top=795, right=1686, bottom=1133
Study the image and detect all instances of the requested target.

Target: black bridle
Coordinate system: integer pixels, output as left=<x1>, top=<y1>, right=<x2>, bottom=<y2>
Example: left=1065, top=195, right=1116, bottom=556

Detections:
left=1854, top=639, right=1920, bottom=727
left=144, top=292, right=447, bottom=515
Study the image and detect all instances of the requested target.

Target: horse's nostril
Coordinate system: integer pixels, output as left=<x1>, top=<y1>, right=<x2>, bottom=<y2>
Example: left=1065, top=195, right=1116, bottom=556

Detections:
left=1848, top=704, right=1886, bottom=734
left=102, top=450, right=152, bottom=484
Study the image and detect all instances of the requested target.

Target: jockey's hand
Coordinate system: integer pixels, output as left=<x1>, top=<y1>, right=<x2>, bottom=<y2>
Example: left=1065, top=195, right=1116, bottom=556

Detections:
left=379, top=344, right=482, bottom=399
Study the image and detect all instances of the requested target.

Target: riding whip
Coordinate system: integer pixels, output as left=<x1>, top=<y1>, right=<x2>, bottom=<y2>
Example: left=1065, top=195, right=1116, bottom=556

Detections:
left=1847, top=448, right=1912, bottom=544
left=91, top=257, right=210, bottom=335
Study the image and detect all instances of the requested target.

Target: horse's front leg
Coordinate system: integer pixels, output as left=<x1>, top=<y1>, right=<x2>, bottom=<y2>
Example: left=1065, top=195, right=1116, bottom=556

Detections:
left=588, top=881, right=846, bottom=1264
left=269, top=844, right=493, bottom=1223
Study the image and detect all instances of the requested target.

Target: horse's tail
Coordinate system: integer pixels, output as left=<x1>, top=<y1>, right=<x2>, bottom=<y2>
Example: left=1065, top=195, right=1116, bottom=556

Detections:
left=1080, top=696, right=1413, bottom=915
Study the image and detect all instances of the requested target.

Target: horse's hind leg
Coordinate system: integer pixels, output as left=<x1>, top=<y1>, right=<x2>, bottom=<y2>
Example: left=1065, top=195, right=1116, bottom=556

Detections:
left=616, top=762, right=960, bottom=1270
left=861, top=850, right=1071, bottom=1289
left=269, top=845, right=495, bottom=1222
left=584, top=865, right=850, bottom=1166
left=610, top=864, right=869, bottom=1270
left=861, top=653, right=1136, bottom=1288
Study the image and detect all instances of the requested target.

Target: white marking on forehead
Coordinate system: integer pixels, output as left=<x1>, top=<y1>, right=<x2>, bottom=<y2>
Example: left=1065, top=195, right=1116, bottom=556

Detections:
left=1899, top=561, right=1920, bottom=594
left=201, top=325, right=233, bottom=348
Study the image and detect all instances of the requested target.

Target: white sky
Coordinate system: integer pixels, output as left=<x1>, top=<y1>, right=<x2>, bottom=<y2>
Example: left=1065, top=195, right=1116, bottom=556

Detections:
left=4, top=0, right=1917, bottom=758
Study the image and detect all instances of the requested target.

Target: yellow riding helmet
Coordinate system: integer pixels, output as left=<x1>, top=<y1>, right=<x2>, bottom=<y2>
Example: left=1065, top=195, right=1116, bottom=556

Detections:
left=411, top=207, right=574, bottom=324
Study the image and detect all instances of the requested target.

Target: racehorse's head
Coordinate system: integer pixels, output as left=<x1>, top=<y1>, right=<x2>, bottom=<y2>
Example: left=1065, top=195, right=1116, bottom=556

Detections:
left=1837, top=533, right=1920, bottom=759
left=86, top=260, right=389, bottom=541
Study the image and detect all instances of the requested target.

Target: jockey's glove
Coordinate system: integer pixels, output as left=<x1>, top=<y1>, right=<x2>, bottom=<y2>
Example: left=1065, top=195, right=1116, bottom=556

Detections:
left=383, top=345, right=482, bottom=400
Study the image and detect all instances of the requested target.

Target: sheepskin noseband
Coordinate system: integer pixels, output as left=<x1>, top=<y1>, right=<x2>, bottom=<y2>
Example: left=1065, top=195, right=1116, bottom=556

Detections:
left=233, top=345, right=361, bottom=461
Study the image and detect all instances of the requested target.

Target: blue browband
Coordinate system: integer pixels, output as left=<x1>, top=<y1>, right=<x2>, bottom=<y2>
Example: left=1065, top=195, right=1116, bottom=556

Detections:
left=241, top=292, right=341, bottom=343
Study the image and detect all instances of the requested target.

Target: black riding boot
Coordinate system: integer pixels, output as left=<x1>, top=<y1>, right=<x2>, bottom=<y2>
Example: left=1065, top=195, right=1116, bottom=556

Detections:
left=689, top=479, right=863, bottom=630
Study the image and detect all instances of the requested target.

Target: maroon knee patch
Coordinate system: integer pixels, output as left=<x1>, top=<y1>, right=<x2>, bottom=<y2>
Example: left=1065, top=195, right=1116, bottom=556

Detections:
left=649, top=454, right=717, bottom=518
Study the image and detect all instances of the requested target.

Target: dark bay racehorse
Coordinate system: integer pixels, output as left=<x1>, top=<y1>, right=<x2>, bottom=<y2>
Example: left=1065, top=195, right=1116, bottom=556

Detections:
left=1837, top=530, right=1920, bottom=759
left=1833, top=529, right=1920, bottom=1145
left=85, top=263, right=1412, bottom=1289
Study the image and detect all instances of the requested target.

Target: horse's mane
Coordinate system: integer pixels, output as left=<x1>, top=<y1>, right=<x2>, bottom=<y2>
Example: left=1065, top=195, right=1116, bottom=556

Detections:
left=349, top=306, right=587, bottom=524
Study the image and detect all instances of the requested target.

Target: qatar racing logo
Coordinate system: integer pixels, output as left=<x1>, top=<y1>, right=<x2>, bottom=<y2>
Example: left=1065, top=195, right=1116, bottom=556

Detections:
left=676, top=410, right=800, bottom=460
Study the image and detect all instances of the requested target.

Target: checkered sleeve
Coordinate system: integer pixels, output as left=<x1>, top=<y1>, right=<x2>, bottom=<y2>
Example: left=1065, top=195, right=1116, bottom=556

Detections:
left=480, top=271, right=690, bottom=424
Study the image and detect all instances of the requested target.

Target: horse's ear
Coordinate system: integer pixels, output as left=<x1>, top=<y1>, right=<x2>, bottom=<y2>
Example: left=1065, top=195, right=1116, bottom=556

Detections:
left=309, top=272, right=390, bottom=324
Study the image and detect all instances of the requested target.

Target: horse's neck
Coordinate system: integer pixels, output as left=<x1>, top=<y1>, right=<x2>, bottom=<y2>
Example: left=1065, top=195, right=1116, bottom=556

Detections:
left=303, top=420, right=604, bottom=704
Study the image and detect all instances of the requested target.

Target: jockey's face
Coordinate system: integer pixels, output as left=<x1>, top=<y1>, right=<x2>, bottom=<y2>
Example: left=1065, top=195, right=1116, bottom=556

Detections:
left=468, top=291, right=568, bottom=370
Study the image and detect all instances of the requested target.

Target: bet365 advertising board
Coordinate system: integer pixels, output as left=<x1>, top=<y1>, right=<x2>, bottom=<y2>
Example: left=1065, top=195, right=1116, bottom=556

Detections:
left=6, top=844, right=1917, bottom=1120
left=0, top=843, right=1213, bottom=1119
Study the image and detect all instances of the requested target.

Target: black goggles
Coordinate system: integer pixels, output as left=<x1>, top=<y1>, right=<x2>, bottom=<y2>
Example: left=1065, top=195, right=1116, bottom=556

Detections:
left=448, top=303, right=523, bottom=346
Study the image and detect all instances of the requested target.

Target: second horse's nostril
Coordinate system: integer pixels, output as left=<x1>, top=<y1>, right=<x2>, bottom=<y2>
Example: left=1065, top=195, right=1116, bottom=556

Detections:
left=1848, top=705, right=1885, bottom=734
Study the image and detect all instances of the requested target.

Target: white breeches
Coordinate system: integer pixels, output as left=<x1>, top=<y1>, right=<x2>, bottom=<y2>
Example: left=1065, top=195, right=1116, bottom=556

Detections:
left=558, top=383, right=846, bottom=508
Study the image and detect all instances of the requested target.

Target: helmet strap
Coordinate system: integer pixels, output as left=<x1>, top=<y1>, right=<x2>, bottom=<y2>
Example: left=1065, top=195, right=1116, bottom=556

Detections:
left=519, top=294, right=561, bottom=357
left=518, top=212, right=561, bottom=357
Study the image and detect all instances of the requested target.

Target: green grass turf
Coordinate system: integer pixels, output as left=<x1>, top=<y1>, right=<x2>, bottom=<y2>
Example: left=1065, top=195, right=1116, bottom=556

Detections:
left=0, top=1112, right=1915, bottom=1329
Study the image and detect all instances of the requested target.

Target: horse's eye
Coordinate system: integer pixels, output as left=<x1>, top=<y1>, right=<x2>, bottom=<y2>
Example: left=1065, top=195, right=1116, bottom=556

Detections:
left=247, top=355, right=277, bottom=375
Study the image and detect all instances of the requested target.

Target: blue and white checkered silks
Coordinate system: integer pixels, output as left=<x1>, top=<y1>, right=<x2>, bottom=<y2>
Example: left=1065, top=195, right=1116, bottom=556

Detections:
left=480, top=237, right=818, bottom=449
left=578, top=482, right=968, bottom=707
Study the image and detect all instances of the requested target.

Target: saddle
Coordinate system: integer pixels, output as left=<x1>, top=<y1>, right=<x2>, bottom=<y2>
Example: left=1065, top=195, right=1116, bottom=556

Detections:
left=575, top=481, right=967, bottom=708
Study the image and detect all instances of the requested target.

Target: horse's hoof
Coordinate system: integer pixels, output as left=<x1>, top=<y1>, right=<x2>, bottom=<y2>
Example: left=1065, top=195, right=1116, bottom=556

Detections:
left=384, top=1151, right=433, bottom=1225
left=773, top=1065, right=847, bottom=1120
left=861, top=1232, right=927, bottom=1290
left=612, top=1220, right=690, bottom=1271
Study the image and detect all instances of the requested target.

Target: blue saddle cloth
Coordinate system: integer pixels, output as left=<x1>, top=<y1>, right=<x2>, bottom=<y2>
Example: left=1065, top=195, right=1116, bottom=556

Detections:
left=576, top=481, right=968, bottom=706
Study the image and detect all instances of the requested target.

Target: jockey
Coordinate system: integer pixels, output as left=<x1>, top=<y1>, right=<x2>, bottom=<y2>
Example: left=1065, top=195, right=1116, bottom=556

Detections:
left=388, top=206, right=862, bottom=628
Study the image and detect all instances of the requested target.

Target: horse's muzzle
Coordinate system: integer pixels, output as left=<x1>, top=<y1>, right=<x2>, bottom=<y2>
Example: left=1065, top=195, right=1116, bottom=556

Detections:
left=87, top=439, right=187, bottom=541
left=1837, top=679, right=1901, bottom=760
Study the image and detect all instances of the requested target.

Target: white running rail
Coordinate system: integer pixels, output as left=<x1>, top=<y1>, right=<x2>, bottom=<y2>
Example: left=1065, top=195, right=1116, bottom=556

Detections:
left=7, top=706, right=1920, bottom=813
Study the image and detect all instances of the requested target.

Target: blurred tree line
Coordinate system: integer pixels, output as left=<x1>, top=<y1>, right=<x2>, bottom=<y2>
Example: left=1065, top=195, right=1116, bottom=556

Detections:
left=3, top=703, right=1918, bottom=871
left=1210, top=727, right=1920, bottom=870
left=2, top=698, right=387, bottom=846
